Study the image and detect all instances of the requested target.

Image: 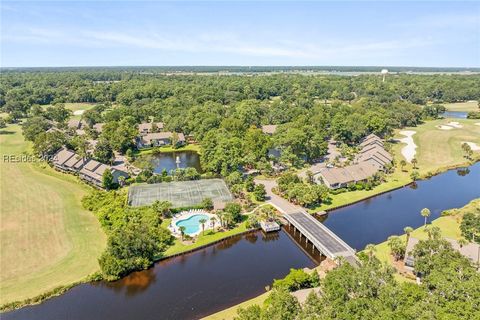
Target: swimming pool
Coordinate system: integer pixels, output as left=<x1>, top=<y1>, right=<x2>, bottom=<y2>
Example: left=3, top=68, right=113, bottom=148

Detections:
left=176, top=214, right=209, bottom=235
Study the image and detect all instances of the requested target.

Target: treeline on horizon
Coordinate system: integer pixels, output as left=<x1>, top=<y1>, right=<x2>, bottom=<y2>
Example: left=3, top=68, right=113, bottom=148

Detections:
left=2, top=71, right=480, bottom=177
left=1, top=65, right=479, bottom=74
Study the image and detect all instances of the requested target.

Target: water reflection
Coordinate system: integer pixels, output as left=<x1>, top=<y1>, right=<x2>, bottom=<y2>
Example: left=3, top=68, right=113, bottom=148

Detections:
left=323, top=162, right=480, bottom=250
left=3, top=230, right=316, bottom=320
left=142, top=150, right=202, bottom=174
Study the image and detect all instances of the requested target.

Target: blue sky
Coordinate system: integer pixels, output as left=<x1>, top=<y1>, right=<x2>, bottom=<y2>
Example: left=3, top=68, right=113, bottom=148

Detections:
left=1, top=1, right=479, bottom=67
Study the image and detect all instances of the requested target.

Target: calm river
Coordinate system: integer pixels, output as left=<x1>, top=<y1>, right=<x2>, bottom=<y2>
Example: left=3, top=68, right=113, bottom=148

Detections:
left=3, top=162, right=480, bottom=320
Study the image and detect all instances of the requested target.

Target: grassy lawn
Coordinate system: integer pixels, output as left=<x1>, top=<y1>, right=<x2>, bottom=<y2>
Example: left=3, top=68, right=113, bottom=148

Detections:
left=162, top=220, right=250, bottom=257
left=313, top=168, right=411, bottom=211
left=393, top=118, right=480, bottom=176
left=443, top=101, right=479, bottom=112
left=43, top=103, right=97, bottom=120
left=201, top=292, right=269, bottom=320
left=0, top=124, right=106, bottom=306
left=370, top=198, right=478, bottom=282
left=314, top=119, right=480, bottom=211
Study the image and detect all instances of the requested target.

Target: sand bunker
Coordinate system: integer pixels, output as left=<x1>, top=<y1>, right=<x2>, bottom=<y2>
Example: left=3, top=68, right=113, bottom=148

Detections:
left=73, top=110, right=85, bottom=116
left=398, top=130, right=417, bottom=163
left=462, top=141, right=480, bottom=151
left=475, top=123, right=480, bottom=126
left=437, top=125, right=454, bottom=130
left=447, top=121, right=463, bottom=128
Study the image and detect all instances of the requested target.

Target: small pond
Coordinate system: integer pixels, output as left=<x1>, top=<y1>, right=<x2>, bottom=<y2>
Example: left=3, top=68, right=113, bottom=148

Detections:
left=441, top=111, right=468, bottom=119
left=142, top=150, right=202, bottom=174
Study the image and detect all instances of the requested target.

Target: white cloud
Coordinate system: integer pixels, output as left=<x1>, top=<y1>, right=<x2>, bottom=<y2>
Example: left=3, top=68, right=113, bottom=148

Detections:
left=1, top=25, right=446, bottom=62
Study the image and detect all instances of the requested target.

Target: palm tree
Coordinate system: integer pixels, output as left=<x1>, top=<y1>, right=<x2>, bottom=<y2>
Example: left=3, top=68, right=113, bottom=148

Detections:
left=400, top=159, right=407, bottom=172
left=421, top=208, right=431, bottom=227
left=179, top=226, right=186, bottom=241
left=404, top=226, right=414, bottom=246
left=210, top=216, right=216, bottom=231
left=411, top=157, right=418, bottom=169
left=365, top=244, right=376, bottom=261
left=199, top=218, right=207, bottom=235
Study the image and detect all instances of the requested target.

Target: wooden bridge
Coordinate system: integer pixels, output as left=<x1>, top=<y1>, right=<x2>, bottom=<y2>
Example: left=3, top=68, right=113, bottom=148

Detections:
left=284, top=211, right=359, bottom=266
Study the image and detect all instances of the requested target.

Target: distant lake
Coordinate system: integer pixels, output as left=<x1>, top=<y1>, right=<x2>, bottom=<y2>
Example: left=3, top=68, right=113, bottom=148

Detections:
left=442, top=111, right=468, bottom=119
left=142, top=150, right=202, bottom=174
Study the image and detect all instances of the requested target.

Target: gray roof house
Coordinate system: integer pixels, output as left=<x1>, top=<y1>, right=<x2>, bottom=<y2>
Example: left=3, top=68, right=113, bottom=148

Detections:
left=138, top=122, right=165, bottom=135
left=314, top=162, right=378, bottom=189
left=137, top=132, right=185, bottom=149
left=314, top=133, right=393, bottom=189
left=404, top=237, right=480, bottom=270
left=52, top=147, right=128, bottom=188
left=261, top=125, right=278, bottom=135
left=79, top=159, right=129, bottom=188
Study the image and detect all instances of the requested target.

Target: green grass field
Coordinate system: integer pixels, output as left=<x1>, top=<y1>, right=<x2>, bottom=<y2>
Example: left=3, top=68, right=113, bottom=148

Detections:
left=0, top=124, right=106, bottom=306
left=162, top=219, right=249, bottom=257
left=393, top=118, right=480, bottom=175
left=202, top=291, right=269, bottom=320
left=443, top=101, right=479, bottom=112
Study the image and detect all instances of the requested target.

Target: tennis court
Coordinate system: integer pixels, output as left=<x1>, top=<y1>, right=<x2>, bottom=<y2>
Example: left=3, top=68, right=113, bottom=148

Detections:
left=128, top=179, right=233, bottom=207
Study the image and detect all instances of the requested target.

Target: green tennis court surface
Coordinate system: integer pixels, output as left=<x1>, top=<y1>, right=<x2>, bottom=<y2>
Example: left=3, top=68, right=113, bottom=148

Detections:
left=128, top=179, right=233, bottom=207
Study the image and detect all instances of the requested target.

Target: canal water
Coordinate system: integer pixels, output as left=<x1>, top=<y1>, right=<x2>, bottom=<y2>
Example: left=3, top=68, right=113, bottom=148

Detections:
left=143, top=150, right=202, bottom=174
left=3, top=162, right=480, bottom=320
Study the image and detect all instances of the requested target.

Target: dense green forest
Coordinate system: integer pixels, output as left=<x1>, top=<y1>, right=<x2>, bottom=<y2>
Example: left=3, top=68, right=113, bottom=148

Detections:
left=2, top=71, right=479, bottom=176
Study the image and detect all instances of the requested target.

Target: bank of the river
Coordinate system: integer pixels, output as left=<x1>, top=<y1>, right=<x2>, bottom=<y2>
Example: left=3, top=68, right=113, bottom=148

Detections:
left=203, top=199, right=480, bottom=320
left=161, top=219, right=251, bottom=257
left=371, top=198, right=479, bottom=282
left=313, top=118, right=480, bottom=212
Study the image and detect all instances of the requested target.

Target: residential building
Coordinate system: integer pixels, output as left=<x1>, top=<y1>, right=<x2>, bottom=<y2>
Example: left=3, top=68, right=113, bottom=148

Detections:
left=137, top=131, right=185, bottom=149
left=138, top=122, right=164, bottom=135
left=313, top=162, right=378, bottom=189
left=314, top=133, right=392, bottom=189
left=79, top=159, right=128, bottom=187
left=405, top=237, right=480, bottom=270
left=261, top=124, right=278, bottom=135
left=92, top=123, right=104, bottom=133
left=51, top=147, right=128, bottom=188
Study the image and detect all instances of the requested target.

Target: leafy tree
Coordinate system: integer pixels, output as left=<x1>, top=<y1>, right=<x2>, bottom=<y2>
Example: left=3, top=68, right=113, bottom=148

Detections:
left=224, top=202, right=242, bottom=223
left=33, top=131, right=66, bottom=157
left=387, top=235, right=405, bottom=261
left=151, top=200, right=173, bottom=219
left=22, top=116, right=51, bottom=141
left=253, top=184, right=267, bottom=201
left=399, top=159, right=407, bottom=171
left=94, top=139, right=114, bottom=164
left=201, top=197, right=214, bottom=210
left=460, top=211, right=480, bottom=244
left=102, top=168, right=115, bottom=190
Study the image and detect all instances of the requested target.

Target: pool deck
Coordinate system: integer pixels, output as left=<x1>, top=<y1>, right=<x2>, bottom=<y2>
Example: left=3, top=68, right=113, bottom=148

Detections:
left=169, top=210, right=219, bottom=237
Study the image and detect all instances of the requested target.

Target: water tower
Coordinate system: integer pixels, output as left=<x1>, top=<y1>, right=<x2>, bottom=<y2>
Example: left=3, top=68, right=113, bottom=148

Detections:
left=381, top=69, right=389, bottom=82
